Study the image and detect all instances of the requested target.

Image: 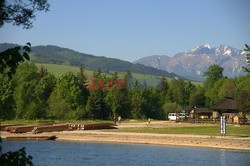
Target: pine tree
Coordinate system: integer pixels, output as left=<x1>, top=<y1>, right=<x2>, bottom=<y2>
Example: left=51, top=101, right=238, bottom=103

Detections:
left=243, top=44, right=250, bottom=73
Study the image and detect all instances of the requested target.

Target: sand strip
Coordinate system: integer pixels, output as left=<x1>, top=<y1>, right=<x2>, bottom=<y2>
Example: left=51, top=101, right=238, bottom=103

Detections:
left=1, top=130, right=250, bottom=151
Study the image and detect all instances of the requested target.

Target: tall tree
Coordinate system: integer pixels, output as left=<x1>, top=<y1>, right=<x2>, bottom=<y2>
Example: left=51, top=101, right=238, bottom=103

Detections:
left=13, top=63, right=39, bottom=119
left=203, top=64, right=224, bottom=88
left=189, top=85, right=206, bottom=107
left=235, top=75, right=250, bottom=114
left=130, top=89, right=144, bottom=119
left=0, top=73, right=15, bottom=119
left=0, top=0, right=50, bottom=163
left=141, top=88, right=163, bottom=119
left=86, top=89, right=108, bottom=120
left=184, top=81, right=196, bottom=105
left=86, top=71, right=108, bottom=120
left=48, top=72, right=86, bottom=119
left=169, top=78, right=185, bottom=106
left=34, top=72, right=56, bottom=118
left=243, top=44, right=250, bottom=73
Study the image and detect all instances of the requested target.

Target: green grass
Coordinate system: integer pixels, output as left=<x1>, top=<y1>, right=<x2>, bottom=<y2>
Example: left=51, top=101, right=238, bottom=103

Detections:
left=0, top=119, right=114, bottom=125
left=2, top=119, right=249, bottom=137
left=35, top=63, right=96, bottom=77
left=113, top=125, right=250, bottom=137
left=0, top=119, right=56, bottom=125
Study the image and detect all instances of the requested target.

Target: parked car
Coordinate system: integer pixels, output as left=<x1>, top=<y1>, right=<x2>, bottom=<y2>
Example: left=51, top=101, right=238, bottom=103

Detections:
left=168, top=113, right=186, bottom=121
left=168, top=113, right=177, bottom=121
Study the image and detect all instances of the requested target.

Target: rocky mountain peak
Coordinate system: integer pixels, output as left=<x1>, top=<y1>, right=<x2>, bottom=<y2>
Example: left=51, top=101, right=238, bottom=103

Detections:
left=134, top=44, right=246, bottom=81
left=189, top=44, right=215, bottom=55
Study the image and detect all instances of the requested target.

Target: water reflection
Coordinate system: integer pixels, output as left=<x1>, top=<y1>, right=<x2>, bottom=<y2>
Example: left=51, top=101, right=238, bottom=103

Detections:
left=219, top=149, right=226, bottom=166
left=2, top=140, right=250, bottom=166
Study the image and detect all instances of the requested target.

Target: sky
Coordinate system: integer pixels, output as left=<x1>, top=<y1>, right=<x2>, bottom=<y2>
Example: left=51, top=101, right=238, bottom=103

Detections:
left=0, top=0, right=250, bottom=62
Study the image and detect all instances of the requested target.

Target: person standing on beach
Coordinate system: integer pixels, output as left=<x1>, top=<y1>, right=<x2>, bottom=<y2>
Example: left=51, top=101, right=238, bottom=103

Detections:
left=118, top=116, right=121, bottom=125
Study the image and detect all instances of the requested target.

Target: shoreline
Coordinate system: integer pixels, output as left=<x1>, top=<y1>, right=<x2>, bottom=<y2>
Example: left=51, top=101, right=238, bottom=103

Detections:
left=1, top=130, right=250, bottom=151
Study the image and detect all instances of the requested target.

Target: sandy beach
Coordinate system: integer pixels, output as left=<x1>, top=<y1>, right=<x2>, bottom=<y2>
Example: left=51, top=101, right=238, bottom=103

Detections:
left=1, top=121, right=250, bottom=151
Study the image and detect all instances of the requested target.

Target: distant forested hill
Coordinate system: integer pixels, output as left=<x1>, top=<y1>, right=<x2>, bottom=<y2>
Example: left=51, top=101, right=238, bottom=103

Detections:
left=0, top=43, right=182, bottom=78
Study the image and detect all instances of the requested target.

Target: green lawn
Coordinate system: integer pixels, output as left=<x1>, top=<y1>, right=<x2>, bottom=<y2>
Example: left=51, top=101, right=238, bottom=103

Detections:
left=113, top=125, right=250, bottom=137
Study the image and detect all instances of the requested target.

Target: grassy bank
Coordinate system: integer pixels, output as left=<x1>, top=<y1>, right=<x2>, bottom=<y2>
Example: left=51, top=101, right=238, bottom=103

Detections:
left=0, top=119, right=114, bottom=125
left=113, top=125, right=250, bottom=137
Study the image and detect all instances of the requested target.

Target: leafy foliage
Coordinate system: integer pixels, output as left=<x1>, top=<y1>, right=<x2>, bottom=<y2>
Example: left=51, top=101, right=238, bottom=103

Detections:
left=243, top=44, right=250, bottom=73
left=48, top=72, right=86, bottom=119
left=0, top=147, right=33, bottom=166
left=0, top=62, right=249, bottom=121
left=0, top=0, right=50, bottom=29
left=189, top=85, right=206, bottom=107
left=0, top=43, right=31, bottom=77
left=0, top=74, right=15, bottom=119
left=203, top=64, right=224, bottom=88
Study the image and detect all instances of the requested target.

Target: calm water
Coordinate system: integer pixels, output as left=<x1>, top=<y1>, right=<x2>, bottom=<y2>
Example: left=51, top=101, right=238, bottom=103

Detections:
left=2, top=140, right=250, bottom=166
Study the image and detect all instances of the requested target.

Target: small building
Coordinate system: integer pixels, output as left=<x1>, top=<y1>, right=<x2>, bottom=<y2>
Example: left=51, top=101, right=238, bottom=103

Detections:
left=210, top=97, right=240, bottom=123
left=190, top=107, right=213, bottom=122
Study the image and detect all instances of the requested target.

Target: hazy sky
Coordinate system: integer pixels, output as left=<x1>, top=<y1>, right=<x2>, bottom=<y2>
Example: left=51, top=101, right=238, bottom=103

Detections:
left=1, top=0, right=250, bottom=62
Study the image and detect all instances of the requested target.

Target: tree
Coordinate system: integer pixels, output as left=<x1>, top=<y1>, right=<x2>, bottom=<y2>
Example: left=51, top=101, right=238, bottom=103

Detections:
left=169, top=78, right=185, bottom=106
left=86, top=89, right=107, bottom=120
left=184, top=81, right=196, bottom=105
left=34, top=72, right=56, bottom=118
left=0, top=73, right=15, bottom=119
left=48, top=72, right=86, bottom=119
left=189, top=85, right=206, bottom=107
left=0, top=0, right=50, bottom=163
left=123, top=70, right=132, bottom=89
left=218, top=78, right=235, bottom=99
left=77, top=67, right=88, bottom=105
left=0, top=0, right=50, bottom=29
left=77, top=67, right=87, bottom=85
left=0, top=43, right=31, bottom=77
left=130, top=89, right=144, bottom=119
left=243, top=44, right=250, bottom=73
left=235, top=75, right=250, bottom=114
left=13, top=63, right=39, bottom=119
left=104, top=71, right=130, bottom=118
left=86, top=71, right=109, bottom=120
left=203, top=64, right=224, bottom=88
left=204, top=78, right=235, bottom=106
left=161, top=76, right=169, bottom=96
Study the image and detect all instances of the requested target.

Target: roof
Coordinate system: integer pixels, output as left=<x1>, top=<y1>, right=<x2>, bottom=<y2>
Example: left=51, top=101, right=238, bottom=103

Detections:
left=184, top=106, right=194, bottom=110
left=210, top=97, right=238, bottom=110
left=194, top=108, right=213, bottom=113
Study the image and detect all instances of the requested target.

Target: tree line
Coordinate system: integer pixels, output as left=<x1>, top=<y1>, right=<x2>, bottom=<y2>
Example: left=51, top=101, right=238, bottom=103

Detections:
left=0, top=63, right=249, bottom=121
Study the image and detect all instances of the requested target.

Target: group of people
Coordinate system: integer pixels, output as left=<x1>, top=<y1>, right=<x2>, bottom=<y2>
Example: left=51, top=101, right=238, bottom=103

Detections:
left=113, top=115, right=122, bottom=125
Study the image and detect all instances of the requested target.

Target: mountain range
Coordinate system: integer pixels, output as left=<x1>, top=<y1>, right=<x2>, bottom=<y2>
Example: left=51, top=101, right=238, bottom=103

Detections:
left=134, top=44, right=247, bottom=81
left=0, top=43, right=180, bottom=79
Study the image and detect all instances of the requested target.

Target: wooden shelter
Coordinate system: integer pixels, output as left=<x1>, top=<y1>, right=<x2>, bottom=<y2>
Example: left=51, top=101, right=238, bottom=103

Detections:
left=210, top=97, right=240, bottom=123
left=189, top=107, right=213, bottom=122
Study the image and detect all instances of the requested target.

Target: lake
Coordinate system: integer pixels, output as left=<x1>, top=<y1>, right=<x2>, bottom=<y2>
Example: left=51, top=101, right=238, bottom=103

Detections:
left=2, top=140, right=250, bottom=166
